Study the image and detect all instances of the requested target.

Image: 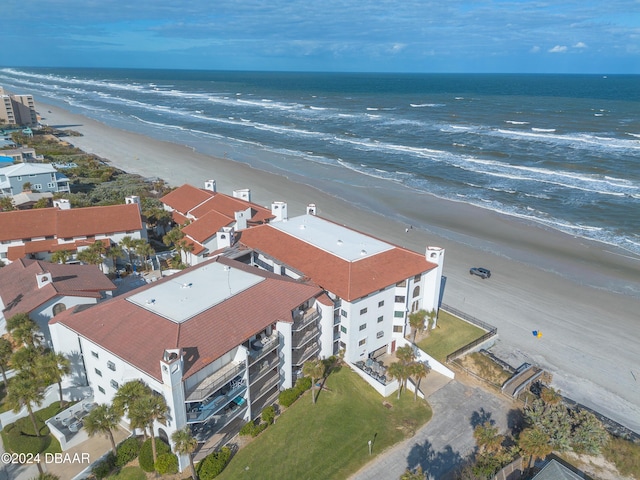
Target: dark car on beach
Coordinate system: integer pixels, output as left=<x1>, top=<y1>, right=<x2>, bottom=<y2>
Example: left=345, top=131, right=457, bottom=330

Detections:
left=470, top=267, right=491, bottom=279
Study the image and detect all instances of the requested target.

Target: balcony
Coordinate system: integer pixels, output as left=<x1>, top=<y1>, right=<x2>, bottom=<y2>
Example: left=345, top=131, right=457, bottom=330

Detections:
left=185, top=361, right=246, bottom=403
left=190, top=402, right=248, bottom=442
left=292, top=342, right=320, bottom=367
left=292, top=308, right=320, bottom=332
left=250, top=372, right=280, bottom=402
left=248, top=334, right=278, bottom=365
left=292, top=325, right=320, bottom=348
left=248, top=353, right=279, bottom=383
left=186, top=380, right=246, bottom=424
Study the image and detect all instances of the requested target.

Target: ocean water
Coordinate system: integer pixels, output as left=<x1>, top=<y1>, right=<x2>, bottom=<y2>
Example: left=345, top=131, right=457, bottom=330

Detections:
left=1, top=68, right=639, bottom=255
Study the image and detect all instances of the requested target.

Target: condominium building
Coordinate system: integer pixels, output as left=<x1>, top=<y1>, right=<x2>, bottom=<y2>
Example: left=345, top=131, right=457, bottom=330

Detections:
left=50, top=256, right=328, bottom=471
left=0, top=87, right=38, bottom=126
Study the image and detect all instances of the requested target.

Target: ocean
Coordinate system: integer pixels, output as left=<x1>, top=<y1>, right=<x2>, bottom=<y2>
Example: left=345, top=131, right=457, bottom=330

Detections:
left=1, top=68, right=639, bottom=256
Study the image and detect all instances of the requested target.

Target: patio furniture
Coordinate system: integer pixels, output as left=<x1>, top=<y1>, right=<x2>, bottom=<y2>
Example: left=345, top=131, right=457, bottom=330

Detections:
left=69, top=421, right=82, bottom=433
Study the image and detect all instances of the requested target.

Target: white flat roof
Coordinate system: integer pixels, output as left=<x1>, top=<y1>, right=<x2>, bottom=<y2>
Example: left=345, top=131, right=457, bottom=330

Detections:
left=271, top=214, right=393, bottom=261
left=127, top=261, right=265, bottom=323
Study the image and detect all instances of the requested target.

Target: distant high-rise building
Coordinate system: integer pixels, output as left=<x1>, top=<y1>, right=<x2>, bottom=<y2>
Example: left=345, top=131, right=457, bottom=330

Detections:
left=0, top=86, right=38, bottom=126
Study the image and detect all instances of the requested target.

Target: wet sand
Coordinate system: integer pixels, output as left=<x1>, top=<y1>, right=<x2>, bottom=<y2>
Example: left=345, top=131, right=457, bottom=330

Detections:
left=40, top=103, right=640, bottom=432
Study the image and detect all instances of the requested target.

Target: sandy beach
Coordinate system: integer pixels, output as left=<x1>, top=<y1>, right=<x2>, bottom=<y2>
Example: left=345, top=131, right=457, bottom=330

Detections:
left=39, top=102, right=640, bottom=433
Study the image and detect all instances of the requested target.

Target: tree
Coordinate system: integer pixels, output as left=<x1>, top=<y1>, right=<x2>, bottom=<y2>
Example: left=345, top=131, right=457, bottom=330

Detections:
left=11, top=346, right=41, bottom=373
left=408, top=310, right=427, bottom=343
left=302, top=359, right=326, bottom=404
left=6, top=371, right=46, bottom=437
left=50, top=249, right=71, bottom=264
left=395, top=345, right=416, bottom=365
left=77, top=248, right=102, bottom=271
left=120, top=235, right=137, bottom=267
left=84, top=404, right=121, bottom=454
left=172, top=427, right=199, bottom=480
left=107, top=243, right=126, bottom=273
left=518, top=426, right=552, bottom=471
left=425, top=309, right=437, bottom=331
left=540, top=386, right=562, bottom=405
left=0, top=337, right=13, bottom=388
left=473, top=421, right=504, bottom=454
left=524, top=398, right=572, bottom=452
left=132, top=393, right=168, bottom=464
left=400, top=466, right=426, bottom=479
left=7, top=313, right=42, bottom=349
left=38, top=352, right=71, bottom=408
left=32, top=198, right=50, bottom=209
left=387, top=361, right=410, bottom=399
left=570, top=410, right=609, bottom=455
left=409, top=361, right=431, bottom=401
left=134, top=240, right=155, bottom=271
left=0, top=196, right=16, bottom=211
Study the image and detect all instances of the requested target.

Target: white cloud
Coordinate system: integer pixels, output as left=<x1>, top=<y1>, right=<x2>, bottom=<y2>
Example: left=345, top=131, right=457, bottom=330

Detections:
left=530, top=45, right=541, bottom=53
left=574, top=42, right=588, bottom=49
left=549, top=45, right=568, bottom=53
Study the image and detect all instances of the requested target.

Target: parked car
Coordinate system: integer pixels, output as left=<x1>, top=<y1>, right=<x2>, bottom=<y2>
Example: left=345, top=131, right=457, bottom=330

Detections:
left=470, top=267, right=491, bottom=279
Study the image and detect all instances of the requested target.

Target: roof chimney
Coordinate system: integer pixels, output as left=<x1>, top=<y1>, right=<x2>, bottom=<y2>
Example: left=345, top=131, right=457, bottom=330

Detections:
left=36, top=272, right=52, bottom=289
left=53, top=198, right=71, bottom=210
left=125, top=195, right=142, bottom=212
left=204, top=179, right=216, bottom=192
left=217, top=226, right=235, bottom=249
left=271, top=201, right=288, bottom=222
left=233, top=188, right=251, bottom=202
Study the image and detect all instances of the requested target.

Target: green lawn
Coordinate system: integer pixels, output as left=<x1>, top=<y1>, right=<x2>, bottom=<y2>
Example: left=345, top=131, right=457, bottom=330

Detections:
left=109, top=466, right=147, bottom=480
left=417, top=310, right=486, bottom=362
left=0, top=402, right=63, bottom=455
left=217, top=367, right=432, bottom=480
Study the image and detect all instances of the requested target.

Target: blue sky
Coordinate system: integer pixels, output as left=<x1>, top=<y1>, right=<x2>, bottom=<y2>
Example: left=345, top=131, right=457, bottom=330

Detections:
left=2, top=0, right=639, bottom=73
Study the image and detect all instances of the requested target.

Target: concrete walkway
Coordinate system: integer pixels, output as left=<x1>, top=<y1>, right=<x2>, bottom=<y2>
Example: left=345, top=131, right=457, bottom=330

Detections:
left=349, top=380, right=516, bottom=480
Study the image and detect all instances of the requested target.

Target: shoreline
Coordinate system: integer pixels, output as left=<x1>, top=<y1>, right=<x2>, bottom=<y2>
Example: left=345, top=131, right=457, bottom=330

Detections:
left=38, top=101, right=640, bottom=432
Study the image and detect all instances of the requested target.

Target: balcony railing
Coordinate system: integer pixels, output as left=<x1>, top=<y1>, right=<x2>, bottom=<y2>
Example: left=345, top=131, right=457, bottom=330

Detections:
left=292, top=309, right=320, bottom=332
left=185, top=361, right=246, bottom=403
left=250, top=374, right=280, bottom=402
left=292, top=326, right=320, bottom=348
left=248, top=335, right=278, bottom=365
left=292, top=342, right=320, bottom=366
left=248, top=354, right=279, bottom=383
left=186, top=382, right=247, bottom=424
left=191, top=404, right=248, bottom=442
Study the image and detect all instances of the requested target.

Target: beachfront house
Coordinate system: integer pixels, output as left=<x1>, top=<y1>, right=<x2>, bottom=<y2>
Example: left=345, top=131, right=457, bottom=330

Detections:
left=0, top=199, right=146, bottom=266
left=232, top=210, right=451, bottom=394
left=0, top=87, right=38, bottom=126
left=0, top=146, right=41, bottom=163
left=0, top=259, right=116, bottom=347
left=160, top=182, right=274, bottom=265
left=49, top=256, right=328, bottom=471
left=0, top=162, right=70, bottom=197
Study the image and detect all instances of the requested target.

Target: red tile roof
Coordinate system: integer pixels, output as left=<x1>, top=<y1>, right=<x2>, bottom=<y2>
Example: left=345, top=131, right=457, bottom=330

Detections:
left=52, top=257, right=323, bottom=381
left=181, top=210, right=233, bottom=243
left=238, top=223, right=438, bottom=301
left=0, top=259, right=116, bottom=317
left=7, top=238, right=112, bottom=261
left=160, top=184, right=214, bottom=215
left=0, top=204, right=143, bottom=242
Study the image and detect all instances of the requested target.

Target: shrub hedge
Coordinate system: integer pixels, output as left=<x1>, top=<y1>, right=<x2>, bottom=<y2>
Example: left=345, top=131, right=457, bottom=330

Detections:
left=138, top=437, right=171, bottom=472
left=197, top=446, right=232, bottom=480
left=154, top=452, right=179, bottom=475
left=115, top=437, right=142, bottom=467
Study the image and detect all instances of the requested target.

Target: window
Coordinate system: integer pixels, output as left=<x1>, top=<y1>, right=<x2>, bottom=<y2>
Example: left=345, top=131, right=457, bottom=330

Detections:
left=360, top=307, right=368, bottom=315
left=393, top=325, right=404, bottom=333
left=98, top=386, right=105, bottom=394
left=341, top=309, right=347, bottom=318
left=107, top=361, right=116, bottom=371
left=52, top=303, right=66, bottom=316
left=376, top=331, right=384, bottom=339
left=91, top=351, right=99, bottom=359
left=414, top=274, right=422, bottom=282
left=359, top=323, right=366, bottom=331
left=394, top=311, right=404, bottom=318
left=395, top=296, right=405, bottom=303
left=378, top=300, right=384, bottom=307
left=110, top=380, right=119, bottom=389
left=95, top=368, right=102, bottom=377
left=340, top=325, right=347, bottom=334
left=396, top=280, right=406, bottom=287
left=377, top=315, right=384, bottom=323
left=32, top=184, right=42, bottom=190
left=413, top=286, right=420, bottom=298
left=358, top=338, right=366, bottom=346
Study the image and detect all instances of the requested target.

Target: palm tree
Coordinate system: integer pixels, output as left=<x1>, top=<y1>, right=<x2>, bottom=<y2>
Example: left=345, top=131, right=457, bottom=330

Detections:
left=134, top=240, right=155, bottom=271
left=408, top=310, right=427, bottom=343
left=84, top=404, right=121, bottom=454
left=132, top=393, right=168, bottom=464
left=38, top=352, right=71, bottom=408
left=518, top=426, right=552, bottom=471
left=409, top=361, right=431, bottom=401
left=425, top=309, right=437, bottom=332
left=77, top=248, right=102, bottom=271
left=302, top=359, right=326, bottom=404
left=107, top=243, right=126, bottom=273
left=113, top=380, right=149, bottom=418
left=387, top=361, right=410, bottom=399
left=120, top=235, right=137, bottom=267
left=395, top=345, right=416, bottom=365
left=7, top=313, right=41, bottom=349
left=0, top=337, right=13, bottom=388
left=50, top=249, right=71, bottom=264
left=171, top=427, right=199, bottom=480
left=473, top=421, right=504, bottom=454
left=11, top=346, right=40, bottom=373
left=6, top=371, right=45, bottom=437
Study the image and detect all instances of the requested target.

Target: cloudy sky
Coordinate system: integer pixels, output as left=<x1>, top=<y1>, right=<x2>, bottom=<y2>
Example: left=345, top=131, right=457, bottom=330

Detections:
left=2, top=0, right=639, bottom=73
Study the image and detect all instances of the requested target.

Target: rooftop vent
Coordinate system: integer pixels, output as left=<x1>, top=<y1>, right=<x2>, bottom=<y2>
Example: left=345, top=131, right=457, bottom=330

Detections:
left=146, top=299, right=156, bottom=305
left=181, top=282, right=192, bottom=289
left=337, top=239, right=343, bottom=246
left=360, top=249, right=367, bottom=256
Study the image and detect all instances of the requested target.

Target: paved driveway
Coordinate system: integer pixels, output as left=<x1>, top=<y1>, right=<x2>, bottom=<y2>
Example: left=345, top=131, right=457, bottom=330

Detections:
left=349, top=380, right=516, bottom=480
